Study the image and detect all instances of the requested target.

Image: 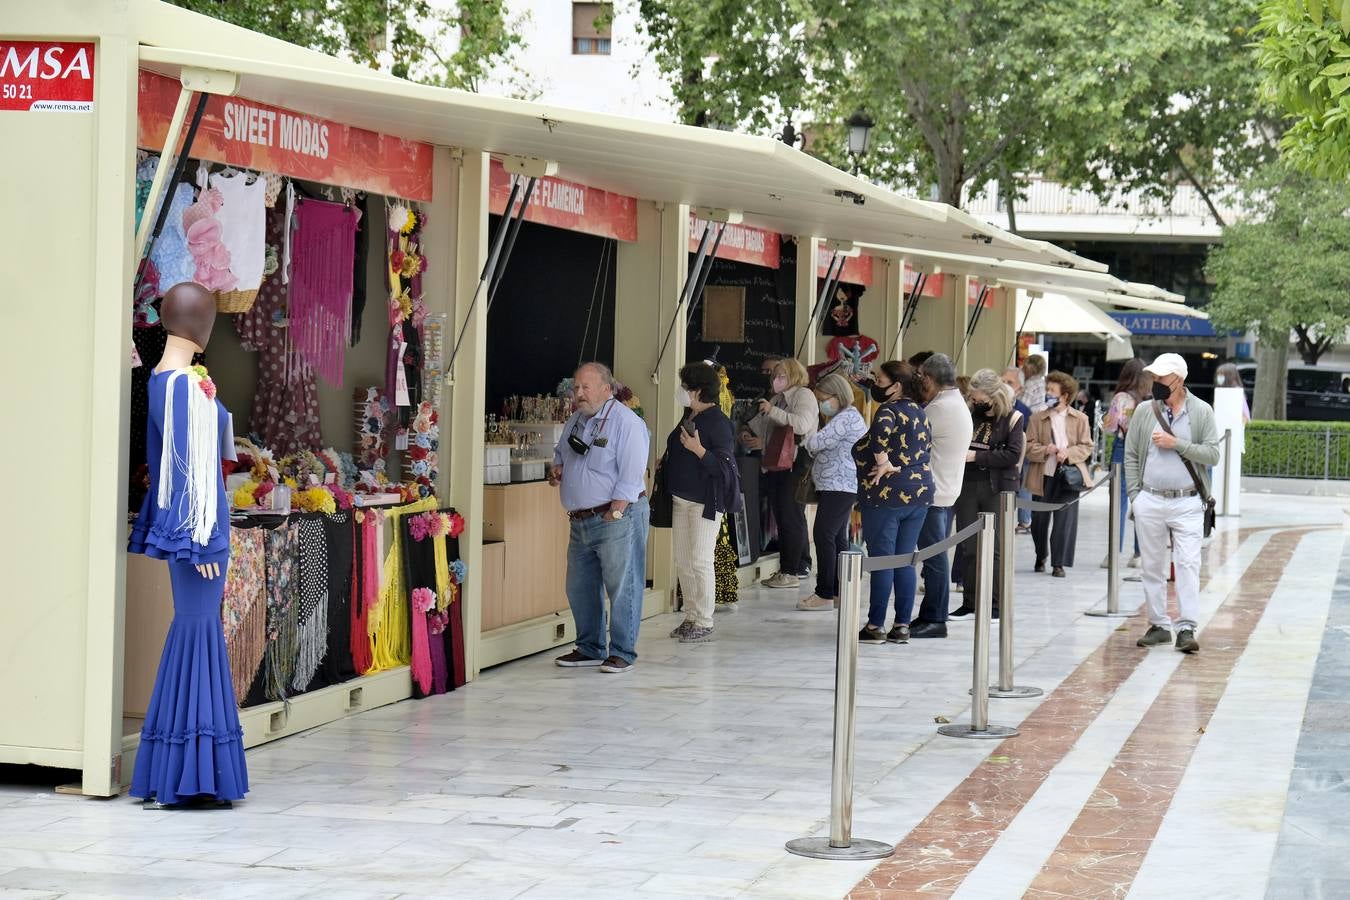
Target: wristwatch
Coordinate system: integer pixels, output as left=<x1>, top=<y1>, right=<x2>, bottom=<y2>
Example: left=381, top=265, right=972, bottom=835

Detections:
left=609, top=508, right=625, bottom=521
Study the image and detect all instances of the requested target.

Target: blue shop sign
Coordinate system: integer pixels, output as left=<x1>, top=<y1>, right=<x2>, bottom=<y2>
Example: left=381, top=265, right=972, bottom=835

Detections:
left=1108, top=312, right=1216, bottom=337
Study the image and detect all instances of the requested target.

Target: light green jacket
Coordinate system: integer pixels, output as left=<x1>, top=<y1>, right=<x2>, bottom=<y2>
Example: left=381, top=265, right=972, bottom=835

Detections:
left=1124, top=392, right=1221, bottom=501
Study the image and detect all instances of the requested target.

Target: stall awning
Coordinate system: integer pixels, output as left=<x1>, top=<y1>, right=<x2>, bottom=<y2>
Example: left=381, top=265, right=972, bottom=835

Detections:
left=1015, top=292, right=1130, bottom=338
left=858, top=243, right=1117, bottom=290
left=130, top=3, right=1104, bottom=271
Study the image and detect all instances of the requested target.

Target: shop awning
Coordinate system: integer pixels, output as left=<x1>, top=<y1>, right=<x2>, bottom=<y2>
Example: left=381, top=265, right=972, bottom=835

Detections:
left=1015, top=292, right=1131, bottom=338
left=858, top=243, right=1116, bottom=288
left=1000, top=280, right=1207, bottom=318
left=130, top=4, right=1104, bottom=272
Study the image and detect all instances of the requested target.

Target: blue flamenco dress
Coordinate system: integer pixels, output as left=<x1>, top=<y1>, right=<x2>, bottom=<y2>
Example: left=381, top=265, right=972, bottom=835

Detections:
left=128, top=369, right=249, bottom=804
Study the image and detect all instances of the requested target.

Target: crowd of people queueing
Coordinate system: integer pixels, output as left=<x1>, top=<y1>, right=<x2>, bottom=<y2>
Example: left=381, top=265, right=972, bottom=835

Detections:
left=547, top=348, right=1222, bottom=675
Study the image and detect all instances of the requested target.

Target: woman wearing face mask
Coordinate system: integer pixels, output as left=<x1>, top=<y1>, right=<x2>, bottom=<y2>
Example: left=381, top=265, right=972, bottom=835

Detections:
left=743, top=358, right=820, bottom=589
left=666, top=362, right=739, bottom=643
left=1214, top=362, right=1251, bottom=423
left=1024, top=371, right=1094, bottom=578
left=852, top=361, right=934, bottom=643
left=797, top=373, right=868, bottom=611
left=1102, top=359, right=1149, bottom=567
left=950, top=369, right=1025, bottom=617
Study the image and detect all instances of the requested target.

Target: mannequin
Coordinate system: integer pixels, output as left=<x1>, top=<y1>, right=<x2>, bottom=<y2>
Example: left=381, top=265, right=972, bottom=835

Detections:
left=128, top=280, right=248, bottom=808
left=158, top=282, right=222, bottom=580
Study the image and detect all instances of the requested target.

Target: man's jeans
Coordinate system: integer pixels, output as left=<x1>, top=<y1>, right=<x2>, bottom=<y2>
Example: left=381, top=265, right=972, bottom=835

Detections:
left=915, top=505, right=952, bottom=623
left=565, top=496, right=650, bottom=664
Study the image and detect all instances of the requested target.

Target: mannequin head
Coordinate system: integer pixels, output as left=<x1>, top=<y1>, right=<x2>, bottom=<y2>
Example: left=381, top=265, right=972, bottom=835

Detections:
left=160, top=282, right=217, bottom=351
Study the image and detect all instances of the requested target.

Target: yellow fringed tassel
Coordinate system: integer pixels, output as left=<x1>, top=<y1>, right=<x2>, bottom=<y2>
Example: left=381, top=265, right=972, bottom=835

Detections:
left=368, top=498, right=439, bottom=672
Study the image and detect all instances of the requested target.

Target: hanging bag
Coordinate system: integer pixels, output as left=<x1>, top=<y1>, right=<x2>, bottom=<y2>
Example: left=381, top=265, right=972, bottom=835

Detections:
left=1151, top=400, right=1217, bottom=538
left=649, top=453, right=673, bottom=528
left=763, top=426, right=796, bottom=472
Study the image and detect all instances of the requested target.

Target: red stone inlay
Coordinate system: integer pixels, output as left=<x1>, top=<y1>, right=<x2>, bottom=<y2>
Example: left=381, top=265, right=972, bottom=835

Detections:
left=849, top=526, right=1316, bottom=898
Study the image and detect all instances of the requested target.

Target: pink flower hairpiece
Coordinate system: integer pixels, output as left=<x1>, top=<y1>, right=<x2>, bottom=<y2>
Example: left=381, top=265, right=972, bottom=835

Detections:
left=411, top=587, right=435, bottom=614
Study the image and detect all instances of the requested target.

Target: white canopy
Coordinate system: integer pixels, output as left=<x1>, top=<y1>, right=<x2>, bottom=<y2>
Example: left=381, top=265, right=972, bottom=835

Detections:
left=1015, top=291, right=1135, bottom=362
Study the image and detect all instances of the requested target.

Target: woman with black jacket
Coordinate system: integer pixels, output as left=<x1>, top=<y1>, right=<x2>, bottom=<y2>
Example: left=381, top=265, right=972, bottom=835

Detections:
left=666, top=362, right=739, bottom=644
left=950, top=368, right=1026, bottom=618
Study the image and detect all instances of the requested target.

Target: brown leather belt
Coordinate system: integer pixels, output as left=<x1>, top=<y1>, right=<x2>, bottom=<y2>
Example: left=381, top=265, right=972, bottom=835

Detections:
left=567, top=492, right=646, bottom=521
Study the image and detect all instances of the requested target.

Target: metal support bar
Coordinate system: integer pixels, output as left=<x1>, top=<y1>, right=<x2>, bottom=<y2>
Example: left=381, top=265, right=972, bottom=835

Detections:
left=485, top=176, right=539, bottom=312
left=651, top=222, right=720, bottom=382
left=684, top=223, right=727, bottom=326
left=955, top=284, right=990, bottom=368
left=797, top=252, right=844, bottom=359
left=785, top=551, right=895, bottom=861
left=445, top=176, right=537, bottom=382
left=133, top=90, right=209, bottom=287
left=898, top=273, right=927, bottom=338
left=1086, top=465, right=1138, bottom=618
left=989, top=492, right=1041, bottom=699
left=1010, top=293, right=1038, bottom=367
left=939, top=513, right=1020, bottom=739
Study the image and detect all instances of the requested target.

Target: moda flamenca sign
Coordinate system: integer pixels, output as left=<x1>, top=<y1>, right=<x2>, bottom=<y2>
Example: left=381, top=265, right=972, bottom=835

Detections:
left=0, top=41, right=94, bottom=112
left=490, top=160, right=637, bottom=242
left=137, top=70, right=435, bottom=201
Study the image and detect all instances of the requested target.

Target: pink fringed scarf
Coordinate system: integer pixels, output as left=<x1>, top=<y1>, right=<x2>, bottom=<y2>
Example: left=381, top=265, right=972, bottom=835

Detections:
left=289, top=199, right=357, bottom=387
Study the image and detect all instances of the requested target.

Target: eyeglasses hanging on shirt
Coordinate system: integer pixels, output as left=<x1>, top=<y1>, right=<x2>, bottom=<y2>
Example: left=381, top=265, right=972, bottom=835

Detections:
left=566, top=399, right=616, bottom=456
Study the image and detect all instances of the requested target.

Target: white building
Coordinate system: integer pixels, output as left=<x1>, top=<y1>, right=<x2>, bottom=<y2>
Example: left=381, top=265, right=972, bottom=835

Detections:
left=432, top=0, right=678, bottom=120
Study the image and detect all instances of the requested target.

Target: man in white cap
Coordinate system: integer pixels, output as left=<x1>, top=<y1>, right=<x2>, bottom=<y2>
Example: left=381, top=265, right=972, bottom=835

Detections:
left=1124, top=353, right=1220, bottom=653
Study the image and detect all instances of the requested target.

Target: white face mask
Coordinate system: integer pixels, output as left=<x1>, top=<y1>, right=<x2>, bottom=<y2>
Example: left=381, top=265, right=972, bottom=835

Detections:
left=1216, top=375, right=1226, bottom=386
left=675, top=386, right=692, bottom=408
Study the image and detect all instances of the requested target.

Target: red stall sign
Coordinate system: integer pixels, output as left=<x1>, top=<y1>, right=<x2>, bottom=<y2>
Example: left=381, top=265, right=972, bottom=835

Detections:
left=904, top=265, right=945, bottom=298
left=137, top=70, right=434, bottom=201
left=490, top=160, right=637, bottom=242
left=968, top=279, right=1000, bottom=307
left=689, top=215, right=781, bottom=268
left=816, top=247, right=873, bottom=286
left=0, top=41, right=94, bottom=112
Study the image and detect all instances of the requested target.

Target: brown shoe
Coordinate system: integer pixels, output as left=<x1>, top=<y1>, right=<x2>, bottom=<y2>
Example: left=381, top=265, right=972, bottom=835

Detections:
left=1052, top=566, right=1066, bottom=578
left=555, top=650, right=604, bottom=668
left=599, top=656, right=634, bottom=674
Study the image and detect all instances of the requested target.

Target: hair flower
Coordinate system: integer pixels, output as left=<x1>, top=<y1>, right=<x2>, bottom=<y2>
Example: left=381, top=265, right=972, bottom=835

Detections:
left=450, top=558, right=467, bottom=584
left=411, top=587, right=435, bottom=614
left=447, top=512, right=465, bottom=538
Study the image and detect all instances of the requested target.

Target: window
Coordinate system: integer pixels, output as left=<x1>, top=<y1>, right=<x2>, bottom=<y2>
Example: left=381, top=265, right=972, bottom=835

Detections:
left=572, top=3, right=612, bottom=55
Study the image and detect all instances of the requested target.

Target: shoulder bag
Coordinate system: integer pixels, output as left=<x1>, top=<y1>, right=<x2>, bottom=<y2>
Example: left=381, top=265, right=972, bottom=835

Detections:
left=649, top=453, right=673, bottom=528
left=1151, top=400, right=1217, bottom=537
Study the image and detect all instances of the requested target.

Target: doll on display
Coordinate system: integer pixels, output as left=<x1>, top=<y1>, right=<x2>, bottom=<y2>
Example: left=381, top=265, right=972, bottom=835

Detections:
left=127, top=281, right=249, bottom=809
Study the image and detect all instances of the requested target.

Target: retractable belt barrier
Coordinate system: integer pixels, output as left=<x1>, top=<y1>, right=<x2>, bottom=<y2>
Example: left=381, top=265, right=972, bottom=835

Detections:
left=1015, top=467, right=1114, bottom=513
left=860, top=517, right=985, bottom=572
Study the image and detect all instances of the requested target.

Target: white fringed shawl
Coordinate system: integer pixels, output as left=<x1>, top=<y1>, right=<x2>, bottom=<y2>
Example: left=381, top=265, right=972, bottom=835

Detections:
left=158, top=369, right=219, bottom=547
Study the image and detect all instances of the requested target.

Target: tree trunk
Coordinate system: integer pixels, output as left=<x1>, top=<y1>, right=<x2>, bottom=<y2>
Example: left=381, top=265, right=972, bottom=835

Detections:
left=1253, top=328, right=1288, bottom=421
left=1000, top=168, right=1018, bottom=234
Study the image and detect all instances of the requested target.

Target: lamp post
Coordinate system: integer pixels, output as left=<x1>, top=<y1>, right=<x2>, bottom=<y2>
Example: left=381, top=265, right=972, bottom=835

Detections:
left=775, top=121, right=806, bottom=149
left=846, top=111, right=874, bottom=176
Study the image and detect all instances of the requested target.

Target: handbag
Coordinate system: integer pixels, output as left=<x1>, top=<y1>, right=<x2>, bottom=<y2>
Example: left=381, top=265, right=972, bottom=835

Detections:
left=1056, top=462, right=1085, bottom=493
left=649, top=454, right=673, bottom=528
left=794, top=469, right=819, bottom=505
left=1151, top=400, right=1217, bottom=538
left=763, top=425, right=797, bottom=472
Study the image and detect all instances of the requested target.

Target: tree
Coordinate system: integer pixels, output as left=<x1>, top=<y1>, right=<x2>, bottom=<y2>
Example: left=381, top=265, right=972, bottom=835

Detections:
left=1256, top=0, right=1350, bottom=179
left=637, top=0, right=1265, bottom=209
left=168, top=0, right=525, bottom=90
left=1205, top=163, right=1350, bottom=419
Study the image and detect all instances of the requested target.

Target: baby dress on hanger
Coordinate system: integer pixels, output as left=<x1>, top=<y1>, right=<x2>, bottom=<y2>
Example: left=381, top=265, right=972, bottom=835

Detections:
left=127, top=368, right=249, bottom=806
left=210, top=170, right=267, bottom=291
left=147, top=183, right=198, bottom=292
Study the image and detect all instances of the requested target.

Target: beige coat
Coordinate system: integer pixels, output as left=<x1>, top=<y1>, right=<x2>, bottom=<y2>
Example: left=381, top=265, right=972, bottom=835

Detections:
left=1022, top=407, right=1093, bottom=497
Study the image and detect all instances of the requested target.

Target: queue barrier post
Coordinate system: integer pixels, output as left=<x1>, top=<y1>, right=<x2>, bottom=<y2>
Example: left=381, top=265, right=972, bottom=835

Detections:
left=989, top=492, right=1042, bottom=699
left=939, top=513, right=1019, bottom=740
left=1086, top=464, right=1137, bottom=618
left=785, top=550, right=895, bottom=861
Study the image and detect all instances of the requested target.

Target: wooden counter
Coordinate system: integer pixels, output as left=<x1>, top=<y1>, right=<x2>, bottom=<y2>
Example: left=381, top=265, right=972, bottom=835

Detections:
left=481, top=482, right=571, bottom=632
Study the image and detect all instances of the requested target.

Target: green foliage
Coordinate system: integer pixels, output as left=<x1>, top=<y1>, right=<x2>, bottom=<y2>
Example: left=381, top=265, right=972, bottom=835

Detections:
left=637, top=0, right=1268, bottom=209
left=167, top=0, right=525, bottom=91
left=1205, top=163, right=1350, bottom=343
left=1245, top=419, right=1350, bottom=477
left=1256, top=0, right=1350, bottom=177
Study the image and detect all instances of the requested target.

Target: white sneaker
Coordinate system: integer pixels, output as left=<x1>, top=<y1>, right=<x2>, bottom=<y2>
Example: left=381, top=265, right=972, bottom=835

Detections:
left=761, top=572, right=800, bottom=589
left=1128, top=554, right=1140, bottom=568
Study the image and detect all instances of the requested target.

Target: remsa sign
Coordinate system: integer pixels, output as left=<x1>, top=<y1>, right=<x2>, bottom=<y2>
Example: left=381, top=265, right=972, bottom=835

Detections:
left=0, top=41, right=95, bottom=112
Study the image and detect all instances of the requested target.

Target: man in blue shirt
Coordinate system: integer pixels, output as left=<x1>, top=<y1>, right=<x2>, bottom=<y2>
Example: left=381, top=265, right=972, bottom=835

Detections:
left=549, top=362, right=651, bottom=674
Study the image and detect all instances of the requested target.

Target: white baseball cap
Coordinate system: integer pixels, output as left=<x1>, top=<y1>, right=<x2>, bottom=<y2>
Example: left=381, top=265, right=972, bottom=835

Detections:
left=1144, top=352, right=1188, bottom=380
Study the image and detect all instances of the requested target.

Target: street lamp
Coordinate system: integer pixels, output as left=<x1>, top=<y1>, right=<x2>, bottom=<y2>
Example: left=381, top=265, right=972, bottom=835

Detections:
left=846, top=110, right=874, bottom=175
left=774, top=121, right=805, bottom=148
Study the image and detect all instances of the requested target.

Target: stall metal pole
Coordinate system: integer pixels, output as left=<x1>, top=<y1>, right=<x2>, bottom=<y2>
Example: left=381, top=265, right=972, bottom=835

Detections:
left=1086, top=465, right=1137, bottom=618
left=785, top=551, right=895, bottom=861
left=1221, top=429, right=1233, bottom=516
left=939, top=514, right=1019, bottom=739
left=989, top=493, right=1042, bottom=699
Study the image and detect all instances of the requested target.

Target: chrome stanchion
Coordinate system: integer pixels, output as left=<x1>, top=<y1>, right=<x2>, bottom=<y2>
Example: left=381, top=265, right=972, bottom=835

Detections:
left=785, top=550, right=894, bottom=861
left=1221, top=428, right=1233, bottom=516
left=1087, top=465, right=1138, bottom=618
left=989, top=492, right=1041, bottom=699
left=939, top=513, right=1019, bottom=739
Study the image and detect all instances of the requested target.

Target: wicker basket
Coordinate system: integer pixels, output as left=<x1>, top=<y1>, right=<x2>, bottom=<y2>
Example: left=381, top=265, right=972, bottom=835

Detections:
left=216, top=288, right=259, bottom=314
